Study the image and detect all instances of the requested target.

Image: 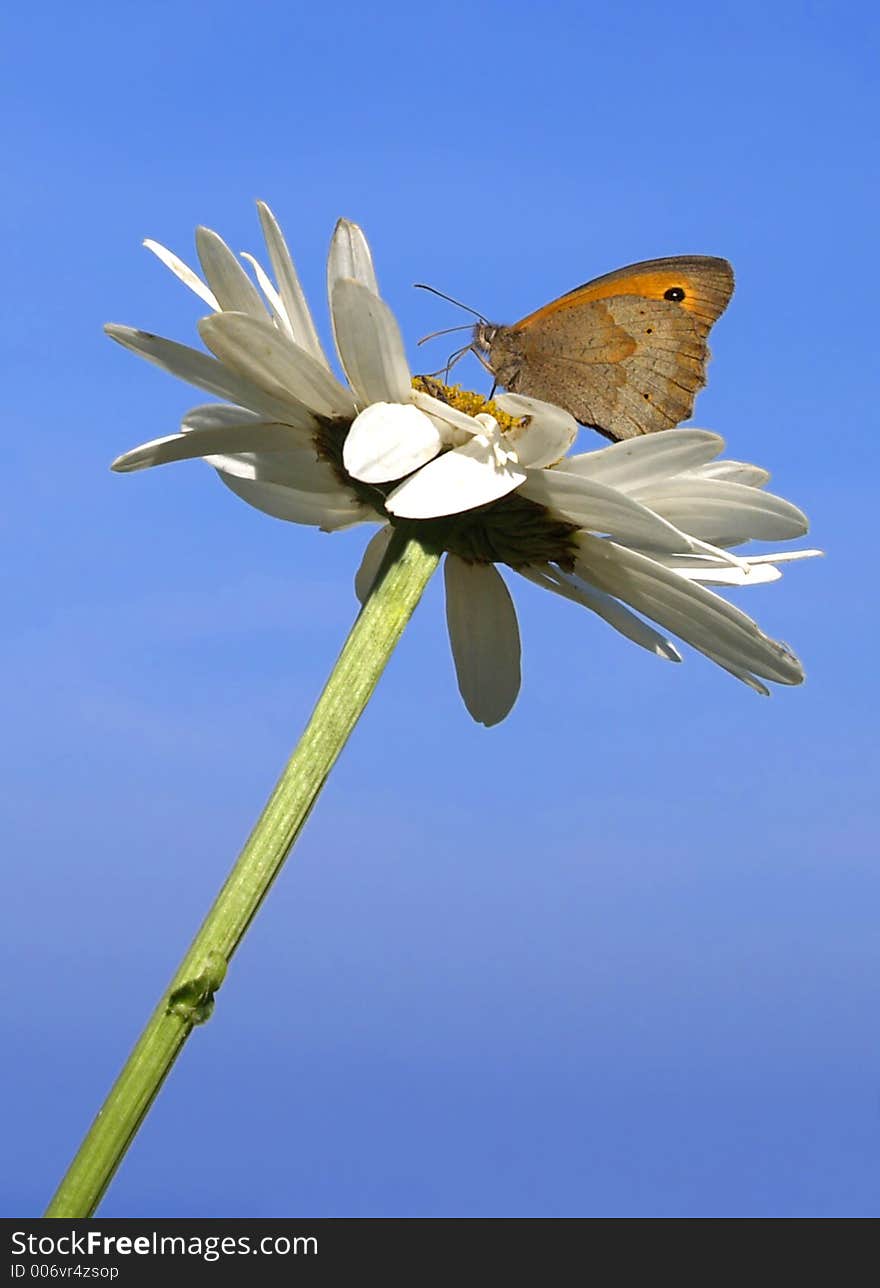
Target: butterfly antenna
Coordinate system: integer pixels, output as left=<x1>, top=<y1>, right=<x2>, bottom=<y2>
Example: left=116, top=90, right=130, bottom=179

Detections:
left=422, top=343, right=472, bottom=381
left=413, top=283, right=488, bottom=323
left=416, top=323, right=474, bottom=347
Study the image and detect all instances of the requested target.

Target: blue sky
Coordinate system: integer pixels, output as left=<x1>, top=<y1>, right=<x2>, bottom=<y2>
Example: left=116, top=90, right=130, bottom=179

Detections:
left=2, top=0, right=877, bottom=1216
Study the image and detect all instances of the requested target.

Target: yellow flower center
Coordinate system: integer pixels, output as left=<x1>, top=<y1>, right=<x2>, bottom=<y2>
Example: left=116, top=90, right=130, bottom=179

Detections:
left=411, top=376, right=521, bottom=434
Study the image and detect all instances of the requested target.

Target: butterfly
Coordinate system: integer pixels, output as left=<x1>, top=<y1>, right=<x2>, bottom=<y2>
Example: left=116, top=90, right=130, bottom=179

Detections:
left=428, top=257, right=734, bottom=442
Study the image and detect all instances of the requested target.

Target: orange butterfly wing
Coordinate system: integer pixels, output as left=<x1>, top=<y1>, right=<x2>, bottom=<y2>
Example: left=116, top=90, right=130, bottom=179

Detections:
left=486, top=256, right=734, bottom=440
left=512, top=256, right=734, bottom=338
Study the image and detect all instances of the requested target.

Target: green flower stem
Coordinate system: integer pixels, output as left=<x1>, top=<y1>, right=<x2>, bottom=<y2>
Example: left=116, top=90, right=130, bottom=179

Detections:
left=45, top=525, right=440, bottom=1218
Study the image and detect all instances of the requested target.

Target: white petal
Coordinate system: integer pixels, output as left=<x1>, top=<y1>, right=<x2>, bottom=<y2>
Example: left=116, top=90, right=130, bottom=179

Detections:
left=411, top=389, right=483, bottom=441
left=143, top=240, right=219, bottom=310
left=631, top=477, right=809, bottom=544
left=240, top=252, right=291, bottom=335
left=444, top=556, right=521, bottom=726
left=494, top=395, right=578, bottom=468
left=561, top=430, right=725, bottom=491
left=214, top=468, right=372, bottom=530
left=518, top=565, right=681, bottom=661
left=640, top=548, right=822, bottom=585
left=256, top=202, right=328, bottom=365
left=327, top=218, right=379, bottom=296
left=195, top=227, right=267, bottom=317
left=740, top=549, right=823, bottom=566
left=354, top=525, right=393, bottom=604
left=666, top=561, right=783, bottom=586
left=386, top=437, right=527, bottom=519
left=199, top=312, right=355, bottom=420
left=574, top=534, right=804, bottom=685
left=519, top=467, right=694, bottom=553
left=494, top=394, right=579, bottom=467
left=343, top=402, right=443, bottom=484
left=104, top=324, right=316, bottom=426
left=207, top=447, right=348, bottom=495
left=331, top=278, right=411, bottom=405
left=685, top=459, right=770, bottom=488
left=112, top=423, right=311, bottom=473
left=180, top=403, right=269, bottom=432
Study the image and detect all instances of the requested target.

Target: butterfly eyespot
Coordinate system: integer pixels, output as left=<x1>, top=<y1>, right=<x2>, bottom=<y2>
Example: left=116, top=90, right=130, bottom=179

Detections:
left=643, top=393, right=651, bottom=400
left=664, top=286, right=686, bottom=302
left=645, top=327, right=654, bottom=334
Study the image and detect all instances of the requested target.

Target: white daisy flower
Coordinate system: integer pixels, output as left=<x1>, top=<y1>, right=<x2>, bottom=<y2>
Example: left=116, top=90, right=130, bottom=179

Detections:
left=110, top=205, right=564, bottom=531
left=108, top=205, right=820, bottom=727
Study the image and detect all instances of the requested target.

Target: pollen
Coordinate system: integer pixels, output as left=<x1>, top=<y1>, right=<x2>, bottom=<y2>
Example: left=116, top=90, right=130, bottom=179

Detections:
left=411, top=376, right=520, bottom=433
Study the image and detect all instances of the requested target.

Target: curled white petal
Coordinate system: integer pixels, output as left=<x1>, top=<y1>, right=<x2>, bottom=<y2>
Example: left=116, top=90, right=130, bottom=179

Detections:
left=386, top=436, right=527, bottom=519
left=343, top=402, right=443, bottom=484
left=493, top=394, right=578, bottom=467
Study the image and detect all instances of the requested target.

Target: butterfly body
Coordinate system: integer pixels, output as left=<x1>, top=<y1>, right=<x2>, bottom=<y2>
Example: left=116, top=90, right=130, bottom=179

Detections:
left=471, top=256, right=734, bottom=441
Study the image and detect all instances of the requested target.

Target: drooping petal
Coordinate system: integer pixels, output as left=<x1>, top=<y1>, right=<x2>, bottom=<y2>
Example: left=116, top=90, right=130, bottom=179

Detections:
left=207, top=446, right=350, bottom=495
left=561, top=430, right=725, bottom=491
left=519, top=467, right=695, bottom=553
left=386, top=437, right=527, bottom=519
left=518, top=565, right=681, bottom=661
left=143, top=240, right=219, bottom=311
left=214, top=467, right=372, bottom=530
left=331, top=279, right=412, bottom=405
left=574, top=534, right=804, bottom=686
left=327, top=218, right=379, bottom=297
left=104, top=324, right=316, bottom=426
left=343, top=402, right=443, bottom=484
left=199, top=312, right=356, bottom=419
left=195, top=227, right=267, bottom=317
left=655, top=559, right=783, bottom=586
left=111, top=423, right=310, bottom=473
left=738, top=549, right=823, bottom=567
left=494, top=394, right=578, bottom=468
left=354, top=525, right=394, bottom=604
left=684, top=459, right=770, bottom=488
left=444, top=556, right=521, bottom=726
left=631, top=477, right=809, bottom=544
left=635, top=548, right=822, bottom=585
left=256, top=202, right=328, bottom=365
